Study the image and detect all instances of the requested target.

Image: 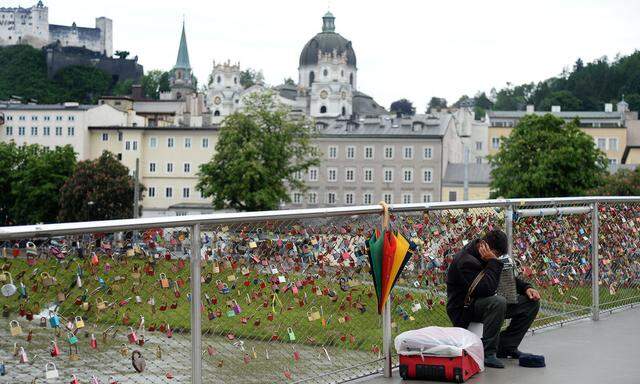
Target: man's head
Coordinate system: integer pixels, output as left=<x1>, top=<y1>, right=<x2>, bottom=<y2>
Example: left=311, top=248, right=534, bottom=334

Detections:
left=481, top=229, right=508, bottom=256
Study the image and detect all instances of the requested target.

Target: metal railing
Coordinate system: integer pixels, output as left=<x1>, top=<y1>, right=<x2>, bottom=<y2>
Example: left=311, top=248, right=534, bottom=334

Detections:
left=0, top=196, right=638, bottom=383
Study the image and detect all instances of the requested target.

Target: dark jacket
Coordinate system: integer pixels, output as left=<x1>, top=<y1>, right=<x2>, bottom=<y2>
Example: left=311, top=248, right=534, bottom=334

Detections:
left=446, top=239, right=532, bottom=328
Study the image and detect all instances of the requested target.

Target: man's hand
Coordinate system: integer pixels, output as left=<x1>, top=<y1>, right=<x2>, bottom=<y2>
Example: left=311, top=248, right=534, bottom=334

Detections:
left=478, top=241, right=497, bottom=261
left=526, top=288, right=541, bottom=301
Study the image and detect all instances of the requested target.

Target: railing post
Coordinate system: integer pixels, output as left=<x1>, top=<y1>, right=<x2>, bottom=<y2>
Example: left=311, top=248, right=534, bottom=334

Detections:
left=505, top=204, right=513, bottom=257
left=383, top=297, right=392, bottom=377
left=591, top=202, right=600, bottom=321
left=190, top=224, right=203, bottom=384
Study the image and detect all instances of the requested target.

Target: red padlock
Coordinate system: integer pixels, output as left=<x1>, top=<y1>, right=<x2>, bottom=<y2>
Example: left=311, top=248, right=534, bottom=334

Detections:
left=90, top=333, right=98, bottom=349
left=166, top=324, right=173, bottom=338
left=127, top=327, right=138, bottom=344
left=51, top=340, right=61, bottom=357
left=70, top=374, right=80, bottom=384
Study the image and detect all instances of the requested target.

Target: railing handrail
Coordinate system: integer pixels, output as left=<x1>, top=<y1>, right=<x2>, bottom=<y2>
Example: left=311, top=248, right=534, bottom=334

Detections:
left=0, top=196, right=639, bottom=240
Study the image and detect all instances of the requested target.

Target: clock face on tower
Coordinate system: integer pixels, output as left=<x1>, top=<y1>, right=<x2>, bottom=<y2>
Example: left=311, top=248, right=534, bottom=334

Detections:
left=320, top=90, right=328, bottom=100
left=214, top=96, right=222, bottom=105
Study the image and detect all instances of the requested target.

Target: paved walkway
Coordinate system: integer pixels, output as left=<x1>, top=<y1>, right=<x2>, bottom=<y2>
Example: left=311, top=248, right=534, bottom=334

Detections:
left=356, top=307, right=640, bottom=384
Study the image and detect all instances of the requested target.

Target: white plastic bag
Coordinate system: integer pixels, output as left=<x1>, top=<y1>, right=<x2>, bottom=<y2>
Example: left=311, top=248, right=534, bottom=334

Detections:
left=394, top=326, right=484, bottom=371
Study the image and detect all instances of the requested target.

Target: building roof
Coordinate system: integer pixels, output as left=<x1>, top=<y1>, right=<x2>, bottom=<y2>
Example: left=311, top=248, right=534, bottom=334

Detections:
left=352, top=91, right=387, bottom=116
left=315, top=113, right=452, bottom=139
left=174, top=22, right=191, bottom=69
left=275, top=84, right=298, bottom=101
left=488, top=110, right=624, bottom=120
left=299, top=13, right=356, bottom=67
left=132, top=101, right=185, bottom=114
left=0, top=103, right=96, bottom=111
left=443, top=163, right=492, bottom=186
left=89, top=126, right=219, bottom=131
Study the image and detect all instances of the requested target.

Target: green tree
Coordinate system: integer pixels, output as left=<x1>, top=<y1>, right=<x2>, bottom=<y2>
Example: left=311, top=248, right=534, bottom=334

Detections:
left=539, top=90, right=583, bottom=111
left=489, top=114, right=607, bottom=198
left=158, top=72, right=171, bottom=93
left=197, top=92, right=320, bottom=211
left=112, top=79, right=133, bottom=96
left=390, top=98, right=415, bottom=116
left=283, top=77, right=295, bottom=86
left=493, top=83, right=535, bottom=110
left=58, top=151, right=141, bottom=222
left=140, top=70, right=169, bottom=99
left=53, top=65, right=112, bottom=104
left=239, top=68, right=263, bottom=89
left=0, top=143, right=22, bottom=225
left=427, top=97, right=447, bottom=112
left=589, top=168, right=640, bottom=196
left=10, top=144, right=77, bottom=224
left=0, top=45, right=56, bottom=102
left=114, top=50, right=130, bottom=59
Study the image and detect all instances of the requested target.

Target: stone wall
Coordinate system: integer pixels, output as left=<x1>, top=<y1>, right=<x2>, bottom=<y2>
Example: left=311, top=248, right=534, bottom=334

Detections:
left=45, top=45, right=143, bottom=83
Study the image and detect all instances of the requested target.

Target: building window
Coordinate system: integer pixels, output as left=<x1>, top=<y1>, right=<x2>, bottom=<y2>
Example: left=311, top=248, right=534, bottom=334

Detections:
left=609, top=138, right=618, bottom=151
left=167, top=138, right=175, bottom=148
left=125, top=141, right=131, bottom=151
left=67, top=127, right=75, bottom=136
left=608, top=158, right=618, bottom=166
left=421, top=193, right=432, bottom=203
left=476, top=157, right=482, bottom=164
left=149, top=162, right=156, bottom=173
left=327, top=167, right=338, bottom=182
left=55, top=116, right=62, bottom=121
left=422, top=168, right=433, bottom=183
left=44, top=116, right=50, bottom=121
left=383, top=168, right=394, bottom=183
left=383, top=146, right=394, bottom=159
left=117, top=153, right=122, bottom=161
left=492, top=137, right=500, bottom=149
left=165, top=187, right=173, bottom=198
left=184, top=163, right=191, bottom=173
left=383, top=193, right=393, bottom=204
left=68, top=116, right=75, bottom=121
left=167, top=163, right=174, bottom=173
left=327, top=192, right=336, bottom=205
left=309, top=71, right=315, bottom=85
left=55, top=127, right=62, bottom=136
left=42, top=127, right=49, bottom=136
left=403, top=146, right=414, bottom=159
left=148, top=187, right=156, bottom=198
left=320, top=106, right=327, bottom=114
left=293, top=192, right=303, bottom=204
left=328, top=146, right=338, bottom=159
left=19, top=116, right=26, bottom=121
left=118, top=132, right=123, bottom=141
left=102, top=133, right=109, bottom=141
left=449, top=191, right=457, bottom=201
left=18, top=127, right=25, bottom=136
left=150, top=137, right=158, bottom=148
left=364, top=146, right=374, bottom=159
left=346, top=146, right=355, bottom=159
left=214, top=110, right=220, bottom=116
left=308, top=192, right=318, bottom=204
left=363, top=193, right=373, bottom=205
left=132, top=141, right=138, bottom=151
left=345, top=193, right=354, bottom=205
left=476, top=141, right=482, bottom=150
left=31, top=116, right=37, bottom=121
left=345, top=168, right=355, bottom=182
left=363, top=168, right=373, bottom=182
left=308, top=167, right=319, bottom=182
left=423, top=146, right=433, bottom=159
left=183, top=187, right=190, bottom=198
left=202, top=137, right=209, bottom=148
left=6, top=116, right=12, bottom=121
left=5, top=126, right=12, bottom=136
left=184, top=137, right=192, bottom=148
left=31, top=127, right=37, bottom=136
left=402, top=168, right=414, bottom=183
left=402, top=193, right=413, bottom=204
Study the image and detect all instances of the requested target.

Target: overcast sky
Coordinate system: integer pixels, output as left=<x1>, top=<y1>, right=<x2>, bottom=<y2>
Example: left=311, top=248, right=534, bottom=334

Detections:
left=9, top=0, right=640, bottom=110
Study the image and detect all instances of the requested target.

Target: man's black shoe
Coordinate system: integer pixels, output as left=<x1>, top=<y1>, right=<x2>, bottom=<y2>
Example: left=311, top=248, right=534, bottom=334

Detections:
left=497, top=349, right=532, bottom=359
left=484, top=354, right=505, bottom=369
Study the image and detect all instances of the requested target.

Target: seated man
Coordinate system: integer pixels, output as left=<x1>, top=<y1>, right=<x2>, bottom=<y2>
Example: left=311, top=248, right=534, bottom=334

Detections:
left=446, top=229, right=540, bottom=368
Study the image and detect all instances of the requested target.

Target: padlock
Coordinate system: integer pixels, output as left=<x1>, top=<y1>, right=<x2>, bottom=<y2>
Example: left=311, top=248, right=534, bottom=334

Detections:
left=287, top=327, right=296, bottom=341
left=44, top=362, right=59, bottom=379
left=127, top=327, right=138, bottom=344
left=9, top=320, right=22, bottom=336
left=232, top=300, right=242, bottom=315
left=159, top=273, right=169, bottom=288
left=411, top=301, right=422, bottom=313
left=131, top=350, right=146, bottom=373
left=307, top=307, right=320, bottom=321
left=0, top=360, right=5, bottom=376
left=68, top=332, right=79, bottom=345
left=51, top=340, right=61, bottom=356
left=166, top=324, right=173, bottom=338
left=74, top=316, right=84, bottom=329
left=49, top=313, right=60, bottom=328
left=1, top=272, right=17, bottom=297
left=40, top=316, right=47, bottom=327
left=19, top=347, right=28, bottom=363
left=90, top=333, right=98, bottom=349
left=70, top=374, right=80, bottom=384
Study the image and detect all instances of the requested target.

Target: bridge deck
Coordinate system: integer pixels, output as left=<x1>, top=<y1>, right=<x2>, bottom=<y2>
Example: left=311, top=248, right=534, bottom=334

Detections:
left=357, top=306, right=640, bottom=384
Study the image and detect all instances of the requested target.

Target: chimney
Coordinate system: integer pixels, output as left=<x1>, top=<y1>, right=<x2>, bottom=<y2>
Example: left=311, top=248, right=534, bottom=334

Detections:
left=551, top=105, right=561, bottom=112
left=604, top=103, right=613, bottom=113
left=131, top=84, right=143, bottom=100
left=526, top=105, right=535, bottom=114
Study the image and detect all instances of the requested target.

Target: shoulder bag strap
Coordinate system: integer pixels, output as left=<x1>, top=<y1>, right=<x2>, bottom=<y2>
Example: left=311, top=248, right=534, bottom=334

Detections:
left=464, top=269, right=487, bottom=307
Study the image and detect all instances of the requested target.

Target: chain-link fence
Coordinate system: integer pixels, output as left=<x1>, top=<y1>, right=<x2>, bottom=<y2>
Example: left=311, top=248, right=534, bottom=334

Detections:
left=0, top=197, right=639, bottom=383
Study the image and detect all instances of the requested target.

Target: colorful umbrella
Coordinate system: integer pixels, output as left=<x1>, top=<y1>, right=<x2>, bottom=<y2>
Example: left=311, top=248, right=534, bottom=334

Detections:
left=367, top=229, right=383, bottom=308
left=379, top=230, right=397, bottom=313
left=389, top=231, right=418, bottom=292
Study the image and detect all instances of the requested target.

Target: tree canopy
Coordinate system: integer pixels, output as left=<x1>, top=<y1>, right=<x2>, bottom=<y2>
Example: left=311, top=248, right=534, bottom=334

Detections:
left=389, top=98, right=415, bottom=116
left=589, top=167, right=640, bottom=196
left=239, top=68, right=264, bottom=89
left=197, top=92, right=320, bottom=211
left=58, top=151, right=141, bottom=222
left=427, top=97, right=447, bottom=112
left=489, top=114, right=607, bottom=198
left=0, top=143, right=77, bottom=225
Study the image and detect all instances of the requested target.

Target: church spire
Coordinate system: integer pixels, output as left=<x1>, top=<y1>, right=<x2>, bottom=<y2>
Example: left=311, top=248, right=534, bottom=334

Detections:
left=175, top=20, right=191, bottom=69
left=322, top=11, right=335, bottom=33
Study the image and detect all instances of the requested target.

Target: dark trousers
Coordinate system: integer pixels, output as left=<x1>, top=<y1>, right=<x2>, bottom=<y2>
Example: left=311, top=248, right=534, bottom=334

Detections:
left=472, top=294, right=540, bottom=356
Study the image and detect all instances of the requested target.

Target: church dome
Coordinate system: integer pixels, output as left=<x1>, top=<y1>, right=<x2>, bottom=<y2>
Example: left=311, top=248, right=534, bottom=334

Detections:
left=299, top=12, right=356, bottom=68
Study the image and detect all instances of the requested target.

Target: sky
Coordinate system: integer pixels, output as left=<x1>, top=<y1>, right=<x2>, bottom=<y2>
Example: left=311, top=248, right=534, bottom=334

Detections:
left=9, top=0, right=640, bottom=110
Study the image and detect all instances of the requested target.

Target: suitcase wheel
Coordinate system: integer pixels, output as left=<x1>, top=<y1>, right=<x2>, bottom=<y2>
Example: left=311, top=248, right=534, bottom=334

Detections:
left=399, top=364, right=408, bottom=379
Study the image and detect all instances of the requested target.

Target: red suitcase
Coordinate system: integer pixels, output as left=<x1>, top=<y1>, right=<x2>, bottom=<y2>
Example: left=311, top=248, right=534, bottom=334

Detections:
left=399, top=349, right=480, bottom=383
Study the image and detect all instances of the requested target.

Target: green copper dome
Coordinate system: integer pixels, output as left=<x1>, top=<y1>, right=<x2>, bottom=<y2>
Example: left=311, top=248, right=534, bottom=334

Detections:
left=299, top=12, right=356, bottom=67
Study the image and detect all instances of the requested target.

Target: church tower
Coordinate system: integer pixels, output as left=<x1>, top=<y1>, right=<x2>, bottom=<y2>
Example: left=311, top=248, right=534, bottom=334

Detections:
left=167, top=21, right=195, bottom=100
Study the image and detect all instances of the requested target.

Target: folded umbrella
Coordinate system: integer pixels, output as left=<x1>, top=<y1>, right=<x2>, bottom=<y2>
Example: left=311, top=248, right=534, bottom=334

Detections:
left=368, top=229, right=383, bottom=309
left=380, top=230, right=397, bottom=313
left=389, top=232, right=418, bottom=292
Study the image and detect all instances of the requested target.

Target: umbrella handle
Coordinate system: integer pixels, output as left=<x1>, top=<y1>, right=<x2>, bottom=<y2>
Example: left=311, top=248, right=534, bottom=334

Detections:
left=379, top=202, right=390, bottom=230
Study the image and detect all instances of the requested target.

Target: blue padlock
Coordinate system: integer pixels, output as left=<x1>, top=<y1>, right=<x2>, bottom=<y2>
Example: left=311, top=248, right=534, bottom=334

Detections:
left=18, top=283, right=27, bottom=299
left=0, top=361, right=5, bottom=376
left=49, top=313, right=60, bottom=328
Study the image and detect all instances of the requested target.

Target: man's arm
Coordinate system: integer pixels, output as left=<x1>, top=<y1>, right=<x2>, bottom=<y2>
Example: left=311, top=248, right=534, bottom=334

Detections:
left=459, top=257, right=504, bottom=298
left=515, top=276, right=532, bottom=295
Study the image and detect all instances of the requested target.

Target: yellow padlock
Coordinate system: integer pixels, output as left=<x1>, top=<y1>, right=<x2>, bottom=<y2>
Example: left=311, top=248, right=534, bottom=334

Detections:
left=159, top=273, right=169, bottom=289
left=74, top=316, right=85, bottom=329
left=10, top=320, right=22, bottom=336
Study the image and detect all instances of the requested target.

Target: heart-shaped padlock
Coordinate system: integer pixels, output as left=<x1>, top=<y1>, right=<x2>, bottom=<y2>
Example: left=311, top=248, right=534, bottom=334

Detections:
left=132, top=350, right=146, bottom=373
